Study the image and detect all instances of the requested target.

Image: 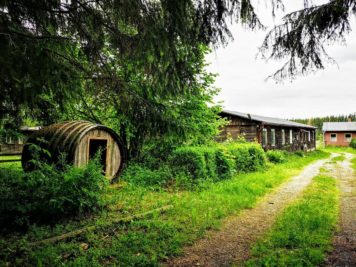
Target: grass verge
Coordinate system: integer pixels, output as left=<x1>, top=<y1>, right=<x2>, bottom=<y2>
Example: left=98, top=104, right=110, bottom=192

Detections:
left=246, top=175, right=339, bottom=267
left=0, top=150, right=329, bottom=266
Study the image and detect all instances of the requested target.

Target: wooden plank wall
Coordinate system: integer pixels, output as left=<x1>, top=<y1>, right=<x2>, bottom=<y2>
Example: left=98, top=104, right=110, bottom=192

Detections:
left=74, top=129, right=121, bottom=179
left=262, top=126, right=316, bottom=151
left=217, top=114, right=316, bottom=151
left=216, top=114, right=259, bottom=142
left=0, top=144, right=24, bottom=155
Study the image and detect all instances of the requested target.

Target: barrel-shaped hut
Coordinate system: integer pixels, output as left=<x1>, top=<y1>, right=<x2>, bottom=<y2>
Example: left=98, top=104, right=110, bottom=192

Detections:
left=22, top=121, right=126, bottom=181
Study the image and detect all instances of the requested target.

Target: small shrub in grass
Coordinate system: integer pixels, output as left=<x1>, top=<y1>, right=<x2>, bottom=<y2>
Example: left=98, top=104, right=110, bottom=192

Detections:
left=294, top=150, right=305, bottom=157
left=350, top=138, right=356, bottom=149
left=266, top=150, right=287, bottom=163
left=0, top=159, right=108, bottom=231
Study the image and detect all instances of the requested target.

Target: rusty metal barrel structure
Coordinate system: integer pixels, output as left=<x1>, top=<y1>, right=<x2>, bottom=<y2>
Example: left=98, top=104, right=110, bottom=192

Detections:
left=22, top=121, right=127, bottom=182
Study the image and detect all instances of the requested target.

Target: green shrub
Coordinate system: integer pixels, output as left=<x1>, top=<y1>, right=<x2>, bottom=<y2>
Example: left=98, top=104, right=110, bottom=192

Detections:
left=294, top=150, right=305, bottom=157
left=266, top=150, right=287, bottom=163
left=215, top=147, right=235, bottom=180
left=225, top=143, right=266, bottom=173
left=350, top=138, right=356, bottom=149
left=121, top=164, right=173, bottom=187
left=170, top=146, right=209, bottom=180
left=0, top=159, right=108, bottom=231
left=170, top=142, right=265, bottom=181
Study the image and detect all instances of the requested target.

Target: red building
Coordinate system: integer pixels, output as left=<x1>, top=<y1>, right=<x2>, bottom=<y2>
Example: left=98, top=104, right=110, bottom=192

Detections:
left=322, top=122, right=356, bottom=147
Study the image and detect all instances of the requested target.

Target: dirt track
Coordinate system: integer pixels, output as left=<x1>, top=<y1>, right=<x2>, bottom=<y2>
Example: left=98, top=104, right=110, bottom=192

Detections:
left=165, top=156, right=332, bottom=267
left=325, top=153, right=356, bottom=267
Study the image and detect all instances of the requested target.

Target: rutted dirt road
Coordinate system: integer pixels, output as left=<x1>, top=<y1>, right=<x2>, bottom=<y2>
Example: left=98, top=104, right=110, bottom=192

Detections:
left=165, top=156, right=333, bottom=267
left=325, top=153, right=356, bottom=267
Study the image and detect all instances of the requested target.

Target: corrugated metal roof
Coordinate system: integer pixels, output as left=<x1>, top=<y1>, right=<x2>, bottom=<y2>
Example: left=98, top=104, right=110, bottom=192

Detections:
left=322, top=122, right=356, bottom=132
left=221, top=110, right=316, bottom=129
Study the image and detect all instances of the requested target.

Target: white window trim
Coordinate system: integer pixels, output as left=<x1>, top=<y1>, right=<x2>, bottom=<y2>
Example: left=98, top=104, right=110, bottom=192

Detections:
left=308, top=131, right=311, bottom=142
left=345, top=133, right=352, bottom=142
left=262, top=128, right=268, bottom=146
left=289, top=130, right=293, bottom=144
left=330, top=133, right=337, bottom=142
left=271, top=129, right=276, bottom=146
left=281, top=129, right=285, bottom=145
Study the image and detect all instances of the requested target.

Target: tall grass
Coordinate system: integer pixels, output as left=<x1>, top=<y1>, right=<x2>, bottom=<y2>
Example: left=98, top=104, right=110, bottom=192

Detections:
left=246, top=175, right=339, bottom=266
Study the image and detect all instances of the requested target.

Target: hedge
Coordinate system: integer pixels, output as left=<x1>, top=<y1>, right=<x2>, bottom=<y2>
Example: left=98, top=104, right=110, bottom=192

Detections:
left=170, top=142, right=266, bottom=182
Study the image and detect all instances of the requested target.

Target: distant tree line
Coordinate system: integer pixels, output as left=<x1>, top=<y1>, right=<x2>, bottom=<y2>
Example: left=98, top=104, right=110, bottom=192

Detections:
left=292, top=113, right=356, bottom=134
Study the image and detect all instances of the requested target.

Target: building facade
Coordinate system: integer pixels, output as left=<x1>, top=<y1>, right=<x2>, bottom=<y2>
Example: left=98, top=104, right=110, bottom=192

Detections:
left=322, top=122, right=356, bottom=147
left=218, top=110, right=316, bottom=151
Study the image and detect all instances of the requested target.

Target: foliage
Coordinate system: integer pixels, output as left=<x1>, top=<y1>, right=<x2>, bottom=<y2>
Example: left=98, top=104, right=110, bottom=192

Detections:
left=225, top=142, right=266, bottom=172
left=261, top=0, right=356, bottom=81
left=170, top=142, right=264, bottom=183
left=0, top=150, right=330, bottom=266
left=0, top=159, right=108, bottom=231
left=121, top=164, right=173, bottom=188
left=0, top=0, right=259, bottom=158
left=266, top=150, right=287, bottom=163
left=247, top=175, right=339, bottom=266
left=350, top=138, right=356, bottom=149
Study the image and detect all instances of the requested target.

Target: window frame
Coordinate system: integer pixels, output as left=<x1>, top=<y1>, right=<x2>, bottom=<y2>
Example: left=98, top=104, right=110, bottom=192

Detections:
left=281, top=129, right=285, bottom=145
left=262, top=128, right=268, bottom=147
left=271, top=129, right=276, bottom=147
left=330, top=133, right=337, bottom=142
left=345, top=133, right=352, bottom=142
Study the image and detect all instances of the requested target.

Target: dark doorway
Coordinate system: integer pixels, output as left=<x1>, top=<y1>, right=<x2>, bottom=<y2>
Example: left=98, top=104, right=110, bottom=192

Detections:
left=89, top=139, right=107, bottom=173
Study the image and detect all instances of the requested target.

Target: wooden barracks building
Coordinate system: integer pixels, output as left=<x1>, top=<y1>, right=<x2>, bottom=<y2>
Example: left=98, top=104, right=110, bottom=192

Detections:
left=218, top=110, right=316, bottom=151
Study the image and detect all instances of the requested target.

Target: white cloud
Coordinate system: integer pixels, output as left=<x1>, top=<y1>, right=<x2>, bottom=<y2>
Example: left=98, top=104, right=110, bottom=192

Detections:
left=207, top=1, right=356, bottom=119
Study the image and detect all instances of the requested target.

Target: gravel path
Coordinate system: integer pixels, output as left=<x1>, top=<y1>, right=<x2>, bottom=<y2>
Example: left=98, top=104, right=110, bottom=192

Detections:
left=165, top=156, right=332, bottom=267
left=325, top=153, right=356, bottom=267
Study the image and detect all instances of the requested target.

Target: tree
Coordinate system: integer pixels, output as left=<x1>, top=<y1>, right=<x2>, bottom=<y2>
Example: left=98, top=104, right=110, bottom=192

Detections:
left=1, top=0, right=355, bottom=156
left=0, top=0, right=261, bottom=157
left=260, top=0, right=356, bottom=80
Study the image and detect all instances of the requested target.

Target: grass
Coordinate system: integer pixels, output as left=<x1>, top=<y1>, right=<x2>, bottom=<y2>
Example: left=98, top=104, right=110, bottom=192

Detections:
left=323, top=146, right=356, bottom=155
left=246, top=175, right=339, bottom=267
left=0, top=155, right=21, bottom=169
left=0, top=150, right=329, bottom=266
left=331, top=154, right=345, bottom=163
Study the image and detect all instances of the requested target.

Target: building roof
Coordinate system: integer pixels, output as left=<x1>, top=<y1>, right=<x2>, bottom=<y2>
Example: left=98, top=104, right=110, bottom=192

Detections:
left=221, top=110, right=316, bottom=129
left=322, top=122, right=356, bottom=132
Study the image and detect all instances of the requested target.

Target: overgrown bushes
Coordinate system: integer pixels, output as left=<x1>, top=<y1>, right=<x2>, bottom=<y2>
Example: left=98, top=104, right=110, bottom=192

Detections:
left=122, top=142, right=266, bottom=188
left=266, top=150, right=287, bottom=163
left=350, top=138, right=356, bottom=149
left=0, top=159, right=108, bottom=231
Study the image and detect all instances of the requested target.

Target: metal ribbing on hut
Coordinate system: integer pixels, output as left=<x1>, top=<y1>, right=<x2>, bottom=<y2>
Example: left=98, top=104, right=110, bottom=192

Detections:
left=22, top=121, right=127, bottom=182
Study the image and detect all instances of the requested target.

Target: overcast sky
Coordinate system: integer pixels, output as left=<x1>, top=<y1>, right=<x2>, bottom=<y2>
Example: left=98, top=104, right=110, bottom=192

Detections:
left=207, top=1, right=356, bottom=119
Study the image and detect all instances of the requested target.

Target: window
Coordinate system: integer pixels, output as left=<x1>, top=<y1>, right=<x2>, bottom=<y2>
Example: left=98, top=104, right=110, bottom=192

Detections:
left=308, top=131, right=311, bottom=142
left=271, top=129, right=276, bottom=146
left=289, top=130, right=293, bottom=144
left=330, top=133, right=337, bottom=142
left=345, top=133, right=352, bottom=142
left=262, top=129, right=268, bottom=146
left=281, top=129, right=285, bottom=145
